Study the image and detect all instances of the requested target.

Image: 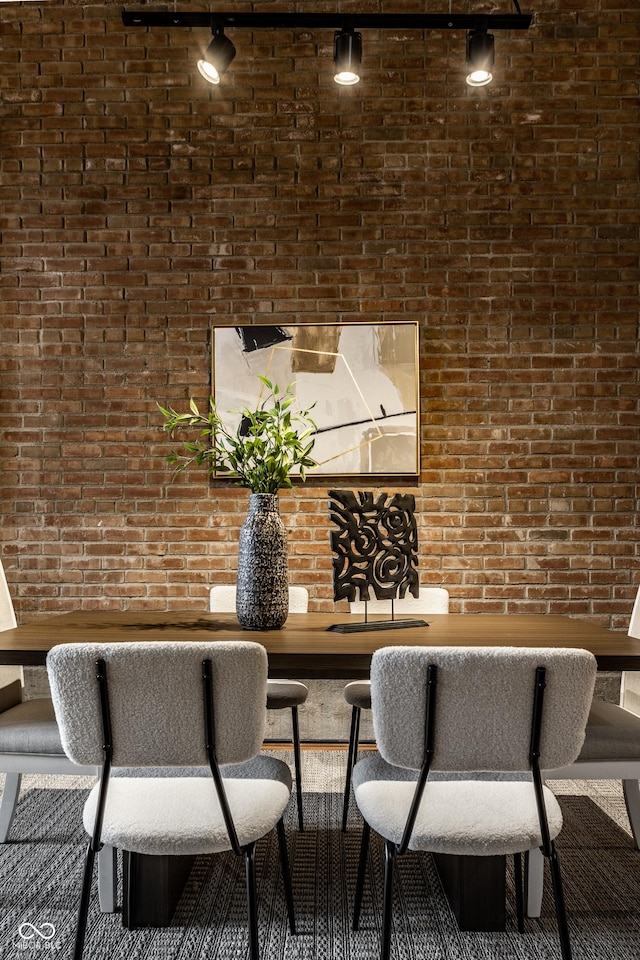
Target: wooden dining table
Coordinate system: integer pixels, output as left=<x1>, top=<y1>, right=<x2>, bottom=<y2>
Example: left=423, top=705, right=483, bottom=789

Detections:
left=2, top=609, right=637, bottom=933
left=2, top=608, right=638, bottom=673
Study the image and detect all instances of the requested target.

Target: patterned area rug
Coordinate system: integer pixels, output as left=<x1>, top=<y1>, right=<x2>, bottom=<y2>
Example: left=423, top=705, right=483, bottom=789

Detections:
left=1, top=755, right=639, bottom=960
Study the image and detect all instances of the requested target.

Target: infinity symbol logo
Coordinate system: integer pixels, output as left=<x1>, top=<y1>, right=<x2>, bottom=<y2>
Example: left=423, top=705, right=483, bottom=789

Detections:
left=18, top=923, right=56, bottom=941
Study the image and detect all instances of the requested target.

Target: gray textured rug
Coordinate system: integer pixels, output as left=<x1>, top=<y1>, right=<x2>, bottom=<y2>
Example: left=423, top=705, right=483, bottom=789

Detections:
left=1, top=757, right=639, bottom=960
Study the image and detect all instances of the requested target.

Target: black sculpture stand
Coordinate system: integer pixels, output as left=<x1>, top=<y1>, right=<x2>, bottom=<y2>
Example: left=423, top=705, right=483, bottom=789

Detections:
left=327, top=618, right=428, bottom=633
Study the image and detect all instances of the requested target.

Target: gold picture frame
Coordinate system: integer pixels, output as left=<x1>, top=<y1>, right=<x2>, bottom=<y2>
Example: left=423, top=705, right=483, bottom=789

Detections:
left=211, top=322, right=420, bottom=477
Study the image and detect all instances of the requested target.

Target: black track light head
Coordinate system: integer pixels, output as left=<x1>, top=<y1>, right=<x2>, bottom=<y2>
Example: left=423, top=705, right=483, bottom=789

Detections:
left=466, top=29, right=495, bottom=86
left=197, top=28, right=236, bottom=84
left=333, top=29, right=362, bottom=85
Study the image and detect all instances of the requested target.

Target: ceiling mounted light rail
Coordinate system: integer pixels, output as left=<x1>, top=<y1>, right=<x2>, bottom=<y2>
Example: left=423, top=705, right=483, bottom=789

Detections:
left=122, top=6, right=532, bottom=87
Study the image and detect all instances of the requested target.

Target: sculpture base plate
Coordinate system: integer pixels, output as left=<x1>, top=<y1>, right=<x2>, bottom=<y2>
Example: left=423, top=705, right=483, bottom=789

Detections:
left=326, top=618, right=428, bottom=633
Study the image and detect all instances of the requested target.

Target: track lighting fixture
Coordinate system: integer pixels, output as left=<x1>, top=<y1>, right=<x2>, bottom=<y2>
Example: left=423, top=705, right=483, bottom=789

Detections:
left=465, top=29, right=495, bottom=86
left=197, top=27, right=236, bottom=85
left=122, top=8, right=531, bottom=88
left=333, top=29, right=362, bottom=86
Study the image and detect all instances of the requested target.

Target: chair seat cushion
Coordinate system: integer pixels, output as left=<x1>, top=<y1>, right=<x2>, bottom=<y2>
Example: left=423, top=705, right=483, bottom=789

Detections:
left=0, top=698, right=65, bottom=755
left=266, top=679, right=308, bottom=709
left=343, top=681, right=371, bottom=710
left=575, top=697, right=640, bottom=762
left=112, top=755, right=293, bottom=790
left=353, top=753, right=562, bottom=856
left=84, top=757, right=292, bottom=856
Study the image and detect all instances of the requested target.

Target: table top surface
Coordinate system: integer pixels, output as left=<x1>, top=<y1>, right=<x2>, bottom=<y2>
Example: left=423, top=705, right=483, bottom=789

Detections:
left=1, top=610, right=637, bottom=677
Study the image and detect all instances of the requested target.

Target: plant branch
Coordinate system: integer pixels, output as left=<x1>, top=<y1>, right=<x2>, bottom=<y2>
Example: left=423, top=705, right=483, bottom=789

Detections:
left=158, top=377, right=317, bottom=493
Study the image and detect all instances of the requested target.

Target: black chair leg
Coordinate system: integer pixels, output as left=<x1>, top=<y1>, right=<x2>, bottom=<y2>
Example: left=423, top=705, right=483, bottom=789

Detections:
left=342, top=705, right=361, bottom=831
left=513, top=852, right=524, bottom=934
left=547, top=842, right=572, bottom=960
left=244, top=843, right=259, bottom=960
left=353, top=820, right=370, bottom=930
left=381, top=840, right=395, bottom=960
left=291, top=706, right=304, bottom=831
left=276, top=818, right=296, bottom=934
left=73, top=840, right=96, bottom=960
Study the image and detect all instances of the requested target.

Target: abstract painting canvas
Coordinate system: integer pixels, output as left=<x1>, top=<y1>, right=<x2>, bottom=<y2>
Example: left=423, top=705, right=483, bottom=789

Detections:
left=211, top=322, right=419, bottom=477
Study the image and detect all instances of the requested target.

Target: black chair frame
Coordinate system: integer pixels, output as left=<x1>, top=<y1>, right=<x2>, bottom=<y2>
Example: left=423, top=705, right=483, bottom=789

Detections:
left=284, top=704, right=303, bottom=832
left=342, top=701, right=363, bottom=831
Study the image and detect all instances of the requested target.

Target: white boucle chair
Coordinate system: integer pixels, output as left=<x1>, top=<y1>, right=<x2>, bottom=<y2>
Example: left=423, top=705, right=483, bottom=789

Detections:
left=0, top=559, right=98, bottom=863
left=0, top=558, right=18, bottom=634
left=210, top=584, right=309, bottom=830
left=622, top=584, right=640, bottom=715
left=351, top=645, right=596, bottom=960
left=47, top=640, right=296, bottom=960
left=525, top=584, right=640, bottom=917
left=341, top=587, right=449, bottom=830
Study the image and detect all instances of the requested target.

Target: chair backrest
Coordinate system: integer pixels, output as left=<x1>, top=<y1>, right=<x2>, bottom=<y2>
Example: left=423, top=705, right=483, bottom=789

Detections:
left=370, top=645, right=596, bottom=773
left=47, top=641, right=268, bottom=768
left=0, top=559, right=17, bottom=632
left=210, top=585, right=309, bottom=614
left=629, top=584, right=640, bottom=640
left=349, top=586, right=449, bottom=616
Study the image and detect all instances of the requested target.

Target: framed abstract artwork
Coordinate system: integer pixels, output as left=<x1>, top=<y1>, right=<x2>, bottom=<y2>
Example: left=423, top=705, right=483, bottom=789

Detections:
left=211, top=322, right=420, bottom=477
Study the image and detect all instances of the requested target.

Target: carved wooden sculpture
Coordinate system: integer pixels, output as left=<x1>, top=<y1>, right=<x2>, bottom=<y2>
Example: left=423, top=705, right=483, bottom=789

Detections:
left=328, top=489, right=424, bottom=633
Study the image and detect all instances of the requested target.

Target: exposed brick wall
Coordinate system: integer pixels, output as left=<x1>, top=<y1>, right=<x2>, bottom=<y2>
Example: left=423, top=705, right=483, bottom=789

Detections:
left=1, top=0, right=639, bottom=631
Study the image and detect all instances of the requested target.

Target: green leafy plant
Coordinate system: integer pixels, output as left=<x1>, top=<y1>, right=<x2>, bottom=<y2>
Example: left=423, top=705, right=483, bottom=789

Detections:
left=158, top=377, right=317, bottom=494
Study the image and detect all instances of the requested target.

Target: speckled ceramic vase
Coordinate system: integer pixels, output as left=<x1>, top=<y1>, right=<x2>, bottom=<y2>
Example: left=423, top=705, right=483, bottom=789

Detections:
left=236, top=493, right=289, bottom=630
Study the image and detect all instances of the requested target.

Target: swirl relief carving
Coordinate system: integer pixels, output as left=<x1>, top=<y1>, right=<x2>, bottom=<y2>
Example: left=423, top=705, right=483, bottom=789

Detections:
left=328, top=489, right=419, bottom=603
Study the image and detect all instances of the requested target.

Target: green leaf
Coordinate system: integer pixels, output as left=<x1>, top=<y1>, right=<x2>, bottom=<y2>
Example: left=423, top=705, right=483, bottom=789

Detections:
left=158, top=376, right=317, bottom=492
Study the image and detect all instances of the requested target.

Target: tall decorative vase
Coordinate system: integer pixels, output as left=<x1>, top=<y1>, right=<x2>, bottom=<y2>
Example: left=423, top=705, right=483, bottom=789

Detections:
left=236, top=493, right=289, bottom=630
